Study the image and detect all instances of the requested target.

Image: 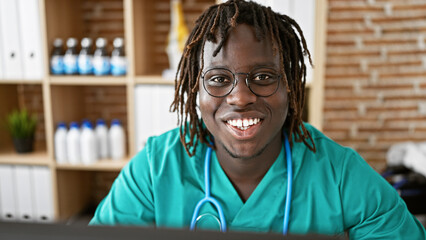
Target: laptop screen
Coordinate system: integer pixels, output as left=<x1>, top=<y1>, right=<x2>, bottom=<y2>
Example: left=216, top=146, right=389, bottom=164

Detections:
left=0, top=222, right=347, bottom=240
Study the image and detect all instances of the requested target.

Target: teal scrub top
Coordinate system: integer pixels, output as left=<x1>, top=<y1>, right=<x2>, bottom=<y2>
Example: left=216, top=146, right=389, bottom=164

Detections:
left=90, top=123, right=426, bottom=239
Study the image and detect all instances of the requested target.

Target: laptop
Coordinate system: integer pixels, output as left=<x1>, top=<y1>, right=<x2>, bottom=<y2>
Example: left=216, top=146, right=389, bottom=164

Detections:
left=0, top=222, right=347, bottom=240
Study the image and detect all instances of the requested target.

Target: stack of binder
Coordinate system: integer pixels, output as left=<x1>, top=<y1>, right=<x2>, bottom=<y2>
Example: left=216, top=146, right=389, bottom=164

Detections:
left=134, top=85, right=179, bottom=151
left=0, top=0, right=44, bottom=80
left=0, top=165, right=54, bottom=222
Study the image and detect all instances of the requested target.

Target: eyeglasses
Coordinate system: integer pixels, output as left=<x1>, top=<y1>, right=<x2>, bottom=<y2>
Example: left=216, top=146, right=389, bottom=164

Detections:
left=201, top=67, right=282, bottom=98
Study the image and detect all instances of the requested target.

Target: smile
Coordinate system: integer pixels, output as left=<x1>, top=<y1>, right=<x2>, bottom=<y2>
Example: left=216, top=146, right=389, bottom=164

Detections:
left=226, top=118, right=261, bottom=131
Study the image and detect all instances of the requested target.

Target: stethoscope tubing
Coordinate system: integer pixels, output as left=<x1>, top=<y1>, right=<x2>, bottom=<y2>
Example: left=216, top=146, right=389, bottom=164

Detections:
left=190, top=147, right=227, bottom=232
left=283, top=132, right=292, bottom=235
left=190, top=133, right=292, bottom=235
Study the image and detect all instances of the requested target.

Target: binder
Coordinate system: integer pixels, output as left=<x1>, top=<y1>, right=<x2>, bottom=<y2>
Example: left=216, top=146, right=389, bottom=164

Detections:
left=270, top=0, right=291, bottom=16
left=135, top=85, right=154, bottom=151
left=17, top=0, right=44, bottom=80
left=31, top=166, right=54, bottom=222
left=152, top=85, right=163, bottom=136
left=135, top=85, right=179, bottom=151
left=0, top=16, right=4, bottom=79
left=157, top=85, right=178, bottom=133
left=14, top=165, right=34, bottom=222
left=293, top=0, right=315, bottom=84
left=0, top=0, right=23, bottom=79
left=152, top=85, right=176, bottom=136
left=0, top=164, right=18, bottom=221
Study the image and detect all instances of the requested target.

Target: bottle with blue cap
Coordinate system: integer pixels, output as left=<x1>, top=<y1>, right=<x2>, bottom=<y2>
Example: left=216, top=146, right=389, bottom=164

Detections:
left=54, top=122, right=68, bottom=163
left=95, top=119, right=109, bottom=159
left=80, top=120, right=97, bottom=165
left=108, top=119, right=126, bottom=160
left=63, top=38, right=79, bottom=75
left=67, top=122, right=81, bottom=164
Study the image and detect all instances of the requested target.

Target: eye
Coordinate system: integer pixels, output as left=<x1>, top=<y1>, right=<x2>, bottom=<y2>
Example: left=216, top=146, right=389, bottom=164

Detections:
left=210, top=76, right=229, bottom=83
left=204, top=69, right=233, bottom=86
left=253, top=74, right=271, bottom=81
left=250, top=72, right=278, bottom=86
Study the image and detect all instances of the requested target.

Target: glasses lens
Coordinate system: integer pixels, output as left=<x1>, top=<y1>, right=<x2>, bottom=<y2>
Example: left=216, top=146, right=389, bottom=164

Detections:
left=203, top=68, right=234, bottom=97
left=248, top=70, right=280, bottom=97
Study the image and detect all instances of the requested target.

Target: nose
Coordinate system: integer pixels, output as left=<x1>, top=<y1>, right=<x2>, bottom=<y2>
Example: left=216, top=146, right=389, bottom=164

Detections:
left=225, top=74, right=257, bottom=107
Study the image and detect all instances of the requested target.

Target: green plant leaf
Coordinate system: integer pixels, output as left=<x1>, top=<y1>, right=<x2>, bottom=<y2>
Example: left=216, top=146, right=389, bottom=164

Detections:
left=5, top=108, right=37, bottom=139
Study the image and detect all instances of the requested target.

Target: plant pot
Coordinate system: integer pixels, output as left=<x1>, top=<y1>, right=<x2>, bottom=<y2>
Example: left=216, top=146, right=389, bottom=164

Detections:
left=12, top=136, right=34, bottom=153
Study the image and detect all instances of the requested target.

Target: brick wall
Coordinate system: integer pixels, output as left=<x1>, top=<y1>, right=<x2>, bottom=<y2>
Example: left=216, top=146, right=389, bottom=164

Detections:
left=91, top=171, right=119, bottom=204
left=148, top=0, right=215, bottom=73
left=20, top=85, right=46, bottom=151
left=84, top=86, right=128, bottom=154
left=62, top=0, right=214, bottom=205
left=81, top=0, right=124, bottom=49
left=323, top=0, right=426, bottom=171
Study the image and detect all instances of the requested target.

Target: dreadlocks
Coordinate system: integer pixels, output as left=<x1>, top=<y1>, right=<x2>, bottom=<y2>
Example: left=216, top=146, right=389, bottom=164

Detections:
left=170, top=0, right=316, bottom=157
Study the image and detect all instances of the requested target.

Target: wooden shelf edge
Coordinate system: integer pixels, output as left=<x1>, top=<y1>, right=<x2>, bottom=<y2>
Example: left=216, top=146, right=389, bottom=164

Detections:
left=0, top=79, right=43, bottom=85
left=49, top=76, right=127, bottom=86
left=0, top=151, right=51, bottom=166
left=135, top=75, right=174, bottom=85
left=55, top=158, right=130, bottom=171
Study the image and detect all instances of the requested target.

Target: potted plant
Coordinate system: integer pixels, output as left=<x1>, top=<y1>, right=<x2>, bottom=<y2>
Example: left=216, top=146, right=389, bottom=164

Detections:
left=6, top=109, right=37, bottom=153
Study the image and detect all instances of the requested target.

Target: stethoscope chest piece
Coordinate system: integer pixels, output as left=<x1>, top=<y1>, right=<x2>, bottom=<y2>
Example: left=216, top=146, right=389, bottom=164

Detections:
left=192, top=213, right=222, bottom=231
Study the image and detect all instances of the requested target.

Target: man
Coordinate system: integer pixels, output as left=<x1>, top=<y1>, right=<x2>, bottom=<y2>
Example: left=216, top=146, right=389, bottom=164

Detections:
left=91, top=1, right=426, bottom=238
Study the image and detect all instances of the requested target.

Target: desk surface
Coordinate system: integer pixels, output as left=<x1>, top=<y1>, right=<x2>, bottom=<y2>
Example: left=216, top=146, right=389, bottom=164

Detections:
left=0, top=222, right=347, bottom=240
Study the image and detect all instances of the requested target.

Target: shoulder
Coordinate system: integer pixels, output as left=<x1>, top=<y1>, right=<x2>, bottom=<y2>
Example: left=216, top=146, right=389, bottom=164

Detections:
left=301, top=122, right=360, bottom=163
left=129, top=127, right=205, bottom=175
left=144, top=127, right=184, bottom=157
left=295, top=123, right=369, bottom=186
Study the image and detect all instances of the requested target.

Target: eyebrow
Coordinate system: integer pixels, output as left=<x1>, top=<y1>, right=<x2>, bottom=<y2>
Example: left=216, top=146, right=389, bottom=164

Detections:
left=205, top=62, right=279, bottom=70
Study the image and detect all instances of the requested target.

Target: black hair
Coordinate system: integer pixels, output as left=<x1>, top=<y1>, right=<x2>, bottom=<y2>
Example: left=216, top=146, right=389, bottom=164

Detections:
left=171, top=0, right=316, bottom=156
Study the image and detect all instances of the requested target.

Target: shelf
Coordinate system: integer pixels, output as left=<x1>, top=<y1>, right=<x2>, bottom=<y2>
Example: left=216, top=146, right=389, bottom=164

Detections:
left=0, top=0, right=326, bottom=222
left=0, top=79, right=43, bottom=85
left=0, top=151, right=50, bottom=166
left=55, top=158, right=130, bottom=171
left=135, top=75, right=174, bottom=85
left=50, top=76, right=127, bottom=86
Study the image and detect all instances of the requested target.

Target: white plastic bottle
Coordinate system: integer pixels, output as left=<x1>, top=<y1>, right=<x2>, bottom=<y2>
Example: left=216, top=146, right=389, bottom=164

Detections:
left=54, top=122, right=68, bottom=163
left=67, top=122, right=81, bottom=164
left=108, top=119, right=126, bottom=160
left=80, top=121, right=97, bottom=165
left=95, top=119, right=109, bottom=159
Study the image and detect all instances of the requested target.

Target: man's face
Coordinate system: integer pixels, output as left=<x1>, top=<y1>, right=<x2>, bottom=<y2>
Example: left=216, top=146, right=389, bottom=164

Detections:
left=199, top=24, right=289, bottom=159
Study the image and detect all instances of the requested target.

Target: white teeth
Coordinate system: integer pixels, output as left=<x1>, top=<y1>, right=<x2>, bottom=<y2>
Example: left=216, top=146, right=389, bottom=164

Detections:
left=237, top=119, right=242, bottom=127
left=243, top=119, right=249, bottom=127
left=226, top=118, right=261, bottom=130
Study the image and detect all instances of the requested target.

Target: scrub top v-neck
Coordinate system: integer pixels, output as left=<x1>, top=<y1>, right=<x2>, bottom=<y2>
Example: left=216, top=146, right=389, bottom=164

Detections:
left=205, top=146, right=288, bottom=232
left=90, top=124, right=426, bottom=239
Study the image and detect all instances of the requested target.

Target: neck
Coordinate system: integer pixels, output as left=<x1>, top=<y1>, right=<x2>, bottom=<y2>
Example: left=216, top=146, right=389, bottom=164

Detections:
left=215, top=133, right=283, bottom=202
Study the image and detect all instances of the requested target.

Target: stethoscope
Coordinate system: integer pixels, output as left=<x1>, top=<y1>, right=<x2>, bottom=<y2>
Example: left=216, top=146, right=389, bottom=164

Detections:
left=190, top=133, right=293, bottom=235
